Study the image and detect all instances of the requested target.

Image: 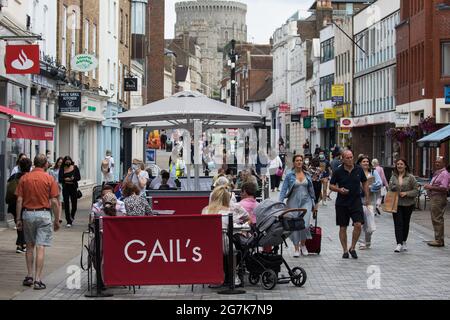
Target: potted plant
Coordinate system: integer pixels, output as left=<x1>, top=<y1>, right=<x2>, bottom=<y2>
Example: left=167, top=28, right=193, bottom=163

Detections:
left=419, top=116, right=438, bottom=134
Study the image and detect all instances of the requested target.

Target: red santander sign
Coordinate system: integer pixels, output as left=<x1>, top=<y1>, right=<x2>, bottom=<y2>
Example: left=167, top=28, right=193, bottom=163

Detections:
left=5, top=45, right=40, bottom=74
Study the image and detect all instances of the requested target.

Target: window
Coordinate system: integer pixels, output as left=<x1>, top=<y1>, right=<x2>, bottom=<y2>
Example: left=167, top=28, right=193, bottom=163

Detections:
left=113, top=2, right=117, bottom=36
left=62, top=5, right=67, bottom=66
left=71, top=10, right=77, bottom=62
left=125, top=14, right=129, bottom=46
left=119, top=62, right=123, bottom=100
left=84, top=19, right=89, bottom=53
left=93, top=24, right=97, bottom=79
left=320, top=38, right=334, bottom=63
left=320, top=74, right=334, bottom=101
left=442, top=42, right=450, bottom=77
left=120, top=8, right=124, bottom=43
left=131, top=1, right=146, bottom=35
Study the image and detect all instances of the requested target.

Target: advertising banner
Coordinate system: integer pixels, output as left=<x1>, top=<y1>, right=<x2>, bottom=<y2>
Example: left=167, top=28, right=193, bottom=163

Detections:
left=102, top=215, right=224, bottom=286
left=324, top=108, right=336, bottom=119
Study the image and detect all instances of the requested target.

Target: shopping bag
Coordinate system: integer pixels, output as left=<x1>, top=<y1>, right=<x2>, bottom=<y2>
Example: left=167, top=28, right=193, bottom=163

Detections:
left=382, top=191, right=398, bottom=213
left=363, top=205, right=376, bottom=234
left=380, top=186, right=387, bottom=197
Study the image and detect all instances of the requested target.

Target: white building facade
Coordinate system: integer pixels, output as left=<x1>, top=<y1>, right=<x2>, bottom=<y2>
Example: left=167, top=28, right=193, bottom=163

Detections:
left=352, top=0, right=400, bottom=165
left=271, top=20, right=299, bottom=153
left=317, top=24, right=336, bottom=150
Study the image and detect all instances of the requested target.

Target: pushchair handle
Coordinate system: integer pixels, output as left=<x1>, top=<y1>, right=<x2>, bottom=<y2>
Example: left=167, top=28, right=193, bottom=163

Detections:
left=279, top=208, right=307, bottom=219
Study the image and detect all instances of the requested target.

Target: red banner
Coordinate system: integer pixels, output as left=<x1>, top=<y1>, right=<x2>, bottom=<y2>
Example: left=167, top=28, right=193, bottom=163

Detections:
left=102, top=215, right=224, bottom=286
left=279, top=103, right=291, bottom=113
left=5, top=45, right=40, bottom=74
left=8, top=122, right=54, bottom=141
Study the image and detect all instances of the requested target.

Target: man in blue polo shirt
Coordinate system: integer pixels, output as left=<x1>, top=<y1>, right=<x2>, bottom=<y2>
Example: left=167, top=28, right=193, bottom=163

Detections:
left=330, top=150, right=369, bottom=259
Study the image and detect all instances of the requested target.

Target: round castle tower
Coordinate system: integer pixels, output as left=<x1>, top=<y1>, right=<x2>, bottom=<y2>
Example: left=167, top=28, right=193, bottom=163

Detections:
left=175, top=0, right=247, bottom=96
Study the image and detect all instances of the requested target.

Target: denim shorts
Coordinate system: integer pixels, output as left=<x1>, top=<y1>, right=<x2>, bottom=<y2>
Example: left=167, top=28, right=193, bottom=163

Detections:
left=23, top=210, right=53, bottom=247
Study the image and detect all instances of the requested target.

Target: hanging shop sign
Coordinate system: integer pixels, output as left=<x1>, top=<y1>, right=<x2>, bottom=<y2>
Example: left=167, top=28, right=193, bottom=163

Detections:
left=340, top=118, right=354, bottom=129
left=291, top=113, right=301, bottom=123
left=279, top=103, right=291, bottom=113
left=332, top=84, right=345, bottom=104
left=324, top=108, right=336, bottom=120
left=445, top=85, right=450, bottom=105
left=124, top=78, right=138, bottom=91
left=70, top=54, right=98, bottom=72
left=58, top=92, right=81, bottom=112
left=5, top=45, right=40, bottom=74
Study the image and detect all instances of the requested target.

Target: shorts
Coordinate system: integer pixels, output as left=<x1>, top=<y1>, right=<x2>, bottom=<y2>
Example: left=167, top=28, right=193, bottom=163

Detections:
left=335, top=205, right=364, bottom=227
left=23, top=210, right=53, bottom=247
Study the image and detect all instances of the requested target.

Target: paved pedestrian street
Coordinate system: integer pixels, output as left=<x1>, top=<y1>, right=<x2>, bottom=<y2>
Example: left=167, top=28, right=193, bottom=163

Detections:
left=2, top=192, right=449, bottom=301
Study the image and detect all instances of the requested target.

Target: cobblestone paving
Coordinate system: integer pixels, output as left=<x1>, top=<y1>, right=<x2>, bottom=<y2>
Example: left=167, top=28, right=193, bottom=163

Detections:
left=13, top=193, right=450, bottom=300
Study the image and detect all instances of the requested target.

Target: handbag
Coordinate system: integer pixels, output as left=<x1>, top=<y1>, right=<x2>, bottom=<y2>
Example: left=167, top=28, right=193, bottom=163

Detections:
left=363, top=205, right=376, bottom=234
left=77, top=189, right=83, bottom=199
left=275, top=167, right=283, bottom=177
left=382, top=191, right=399, bottom=213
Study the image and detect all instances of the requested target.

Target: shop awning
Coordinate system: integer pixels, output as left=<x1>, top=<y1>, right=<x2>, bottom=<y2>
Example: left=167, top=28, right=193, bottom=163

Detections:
left=417, top=124, right=450, bottom=148
left=0, top=105, right=55, bottom=141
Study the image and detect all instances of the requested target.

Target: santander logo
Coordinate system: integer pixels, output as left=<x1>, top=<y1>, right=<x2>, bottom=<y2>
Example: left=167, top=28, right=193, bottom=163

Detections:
left=5, top=45, right=40, bottom=75
left=11, top=50, right=35, bottom=71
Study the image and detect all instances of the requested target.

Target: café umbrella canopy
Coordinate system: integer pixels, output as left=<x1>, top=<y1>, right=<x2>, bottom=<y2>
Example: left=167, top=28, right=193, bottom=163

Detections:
left=116, top=91, right=263, bottom=190
left=117, top=91, right=262, bottom=128
left=417, top=124, right=450, bottom=148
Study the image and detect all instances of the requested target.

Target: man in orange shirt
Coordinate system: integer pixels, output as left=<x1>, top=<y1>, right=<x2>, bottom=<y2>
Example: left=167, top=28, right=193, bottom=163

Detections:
left=15, top=154, right=61, bottom=290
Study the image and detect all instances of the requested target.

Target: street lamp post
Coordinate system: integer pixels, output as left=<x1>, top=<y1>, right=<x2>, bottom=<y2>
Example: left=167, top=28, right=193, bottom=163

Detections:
left=229, top=39, right=237, bottom=107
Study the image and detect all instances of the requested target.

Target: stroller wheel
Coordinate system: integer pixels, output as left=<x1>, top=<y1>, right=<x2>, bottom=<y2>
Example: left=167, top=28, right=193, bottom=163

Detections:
left=261, top=270, right=277, bottom=290
left=291, top=267, right=307, bottom=287
left=248, top=273, right=260, bottom=285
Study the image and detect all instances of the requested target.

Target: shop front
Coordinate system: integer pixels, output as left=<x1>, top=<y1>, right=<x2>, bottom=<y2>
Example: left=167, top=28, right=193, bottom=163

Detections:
left=57, top=91, right=107, bottom=193
left=0, top=105, right=55, bottom=224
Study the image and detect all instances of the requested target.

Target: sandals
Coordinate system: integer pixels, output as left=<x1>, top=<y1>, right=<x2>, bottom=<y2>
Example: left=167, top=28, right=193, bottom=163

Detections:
left=33, top=281, right=46, bottom=290
left=22, top=276, right=33, bottom=287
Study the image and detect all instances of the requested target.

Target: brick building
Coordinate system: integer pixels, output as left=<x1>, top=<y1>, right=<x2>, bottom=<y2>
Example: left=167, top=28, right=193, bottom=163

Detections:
left=396, top=0, right=450, bottom=176
left=147, top=0, right=165, bottom=103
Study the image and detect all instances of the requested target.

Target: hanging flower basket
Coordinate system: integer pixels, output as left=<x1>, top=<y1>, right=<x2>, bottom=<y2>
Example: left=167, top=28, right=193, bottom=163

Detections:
left=386, top=127, right=418, bottom=143
left=419, top=116, right=438, bottom=134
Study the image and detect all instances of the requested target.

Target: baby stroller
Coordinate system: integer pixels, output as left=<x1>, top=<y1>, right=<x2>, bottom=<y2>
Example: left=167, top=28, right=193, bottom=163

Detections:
left=235, top=200, right=308, bottom=290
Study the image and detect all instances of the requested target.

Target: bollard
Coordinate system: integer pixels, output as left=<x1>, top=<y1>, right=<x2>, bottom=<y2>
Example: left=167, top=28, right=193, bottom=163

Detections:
left=218, top=213, right=245, bottom=295
left=85, top=216, right=113, bottom=298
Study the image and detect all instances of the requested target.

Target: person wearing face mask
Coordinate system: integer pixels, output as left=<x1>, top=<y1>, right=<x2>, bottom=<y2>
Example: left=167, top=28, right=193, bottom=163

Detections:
left=58, top=156, right=81, bottom=227
left=123, top=159, right=149, bottom=197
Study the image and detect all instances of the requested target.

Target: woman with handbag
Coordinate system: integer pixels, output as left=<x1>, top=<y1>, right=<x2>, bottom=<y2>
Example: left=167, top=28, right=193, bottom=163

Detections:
left=357, top=156, right=382, bottom=250
left=59, top=156, right=81, bottom=228
left=279, top=155, right=316, bottom=257
left=268, top=151, right=283, bottom=192
left=388, top=158, right=419, bottom=253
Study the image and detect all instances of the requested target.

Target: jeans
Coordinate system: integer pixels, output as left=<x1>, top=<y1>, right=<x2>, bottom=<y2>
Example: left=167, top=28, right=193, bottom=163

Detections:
left=63, top=184, right=78, bottom=224
left=392, top=205, right=414, bottom=245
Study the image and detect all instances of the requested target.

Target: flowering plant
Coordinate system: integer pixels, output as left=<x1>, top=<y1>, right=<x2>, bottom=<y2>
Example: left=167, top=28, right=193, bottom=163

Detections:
left=386, top=127, right=418, bottom=142
left=419, top=116, right=438, bottom=134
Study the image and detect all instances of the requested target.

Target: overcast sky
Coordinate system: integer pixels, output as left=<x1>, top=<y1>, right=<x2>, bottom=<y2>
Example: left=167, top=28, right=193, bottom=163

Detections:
left=165, top=0, right=316, bottom=44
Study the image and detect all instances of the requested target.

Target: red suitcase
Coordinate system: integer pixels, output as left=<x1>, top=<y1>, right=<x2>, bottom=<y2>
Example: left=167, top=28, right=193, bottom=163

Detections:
left=305, top=211, right=322, bottom=254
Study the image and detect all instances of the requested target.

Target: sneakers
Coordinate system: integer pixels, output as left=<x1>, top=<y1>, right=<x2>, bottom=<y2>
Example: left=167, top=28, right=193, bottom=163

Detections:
left=394, top=244, right=403, bottom=253
left=66, top=224, right=72, bottom=228
left=300, top=245, right=309, bottom=256
left=293, top=251, right=300, bottom=258
left=234, top=275, right=241, bottom=287
left=427, top=240, right=444, bottom=247
left=359, top=243, right=371, bottom=250
left=16, top=246, right=26, bottom=254
left=349, top=249, right=358, bottom=259
left=402, top=242, right=407, bottom=251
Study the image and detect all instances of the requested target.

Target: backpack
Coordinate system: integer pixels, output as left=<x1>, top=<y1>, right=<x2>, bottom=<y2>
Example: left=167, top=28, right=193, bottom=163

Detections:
left=5, top=176, right=20, bottom=205
left=101, top=158, right=110, bottom=174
